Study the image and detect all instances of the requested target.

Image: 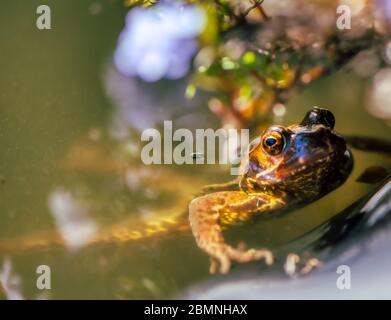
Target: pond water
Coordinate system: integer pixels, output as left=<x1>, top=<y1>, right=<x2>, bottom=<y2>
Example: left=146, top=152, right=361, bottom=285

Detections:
left=0, top=1, right=390, bottom=299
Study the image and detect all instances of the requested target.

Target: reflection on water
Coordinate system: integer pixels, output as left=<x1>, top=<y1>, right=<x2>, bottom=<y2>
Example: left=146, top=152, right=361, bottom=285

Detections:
left=0, top=0, right=390, bottom=299
left=48, top=189, right=99, bottom=252
left=368, top=68, right=391, bottom=121
left=0, top=258, right=23, bottom=300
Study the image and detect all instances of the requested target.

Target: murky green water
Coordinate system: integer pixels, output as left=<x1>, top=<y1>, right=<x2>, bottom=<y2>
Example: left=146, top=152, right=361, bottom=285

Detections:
left=0, top=1, right=390, bottom=299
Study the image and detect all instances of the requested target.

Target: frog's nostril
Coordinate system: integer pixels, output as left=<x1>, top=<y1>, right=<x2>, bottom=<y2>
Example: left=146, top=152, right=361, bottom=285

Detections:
left=301, top=107, right=335, bottom=129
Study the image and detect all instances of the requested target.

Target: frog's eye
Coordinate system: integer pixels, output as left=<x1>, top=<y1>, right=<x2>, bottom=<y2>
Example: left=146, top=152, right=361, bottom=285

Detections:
left=262, top=131, right=285, bottom=155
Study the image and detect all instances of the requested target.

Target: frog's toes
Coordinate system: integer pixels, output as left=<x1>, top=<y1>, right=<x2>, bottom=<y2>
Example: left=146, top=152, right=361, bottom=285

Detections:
left=214, top=252, right=232, bottom=274
left=284, top=253, right=300, bottom=276
left=209, top=247, right=274, bottom=274
left=284, top=253, right=322, bottom=277
left=235, top=241, right=247, bottom=252
left=209, top=258, right=219, bottom=274
left=227, top=247, right=274, bottom=266
left=300, top=258, right=322, bottom=275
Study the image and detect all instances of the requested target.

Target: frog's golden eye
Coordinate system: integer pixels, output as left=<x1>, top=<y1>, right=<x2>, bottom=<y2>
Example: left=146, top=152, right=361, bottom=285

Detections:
left=262, top=131, right=285, bottom=155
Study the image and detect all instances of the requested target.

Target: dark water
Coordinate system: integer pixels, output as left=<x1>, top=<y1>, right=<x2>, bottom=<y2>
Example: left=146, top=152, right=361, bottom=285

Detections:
left=0, top=1, right=390, bottom=299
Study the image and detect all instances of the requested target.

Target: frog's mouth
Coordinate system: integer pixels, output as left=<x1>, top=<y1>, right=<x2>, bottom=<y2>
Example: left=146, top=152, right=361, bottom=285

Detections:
left=287, top=151, right=334, bottom=176
left=286, top=147, right=352, bottom=178
left=249, top=147, right=341, bottom=182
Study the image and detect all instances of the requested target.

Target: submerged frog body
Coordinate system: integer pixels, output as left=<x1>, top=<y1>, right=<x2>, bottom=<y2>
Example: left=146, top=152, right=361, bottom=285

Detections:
left=189, top=107, right=353, bottom=274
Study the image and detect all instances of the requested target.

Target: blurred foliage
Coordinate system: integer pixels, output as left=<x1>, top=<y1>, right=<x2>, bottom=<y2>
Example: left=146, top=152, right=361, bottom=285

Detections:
left=124, top=0, right=158, bottom=8
left=121, top=0, right=391, bottom=128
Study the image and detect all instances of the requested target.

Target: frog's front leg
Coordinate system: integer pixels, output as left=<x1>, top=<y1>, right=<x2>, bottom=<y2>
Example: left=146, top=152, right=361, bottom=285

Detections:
left=189, top=191, right=284, bottom=274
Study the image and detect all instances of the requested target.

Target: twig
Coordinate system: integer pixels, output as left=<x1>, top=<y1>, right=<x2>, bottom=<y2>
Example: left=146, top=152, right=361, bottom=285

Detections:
left=244, top=0, right=269, bottom=21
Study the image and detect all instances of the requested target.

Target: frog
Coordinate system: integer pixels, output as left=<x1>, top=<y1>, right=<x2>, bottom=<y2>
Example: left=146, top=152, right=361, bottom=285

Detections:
left=189, top=107, right=354, bottom=274
left=0, top=107, right=355, bottom=271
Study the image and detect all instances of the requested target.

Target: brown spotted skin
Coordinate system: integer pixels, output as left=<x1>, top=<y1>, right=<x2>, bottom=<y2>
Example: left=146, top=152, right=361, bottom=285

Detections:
left=189, top=107, right=354, bottom=274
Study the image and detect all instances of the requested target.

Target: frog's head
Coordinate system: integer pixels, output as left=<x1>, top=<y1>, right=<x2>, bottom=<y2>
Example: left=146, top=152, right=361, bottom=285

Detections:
left=241, top=107, right=353, bottom=201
